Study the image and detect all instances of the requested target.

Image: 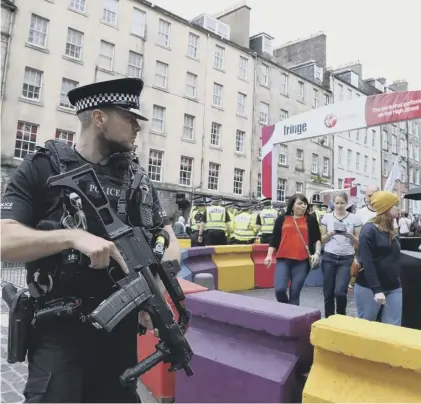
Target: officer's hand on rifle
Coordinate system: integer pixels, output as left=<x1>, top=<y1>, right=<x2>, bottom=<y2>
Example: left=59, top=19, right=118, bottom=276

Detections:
left=139, top=311, right=159, bottom=338
left=69, top=229, right=129, bottom=273
left=138, top=301, right=174, bottom=339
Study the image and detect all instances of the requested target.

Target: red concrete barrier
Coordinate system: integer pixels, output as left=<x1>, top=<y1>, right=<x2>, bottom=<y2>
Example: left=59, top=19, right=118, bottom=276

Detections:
left=252, top=244, right=275, bottom=288
left=137, top=278, right=208, bottom=402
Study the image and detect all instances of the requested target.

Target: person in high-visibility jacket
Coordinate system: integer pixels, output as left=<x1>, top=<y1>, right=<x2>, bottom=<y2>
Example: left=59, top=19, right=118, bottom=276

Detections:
left=198, top=195, right=231, bottom=246
left=255, top=198, right=279, bottom=244
left=225, top=203, right=236, bottom=244
left=310, top=201, right=325, bottom=229
left=188, top=198, right=205, bottom=247
left=231, top=202, right=257, bottom=244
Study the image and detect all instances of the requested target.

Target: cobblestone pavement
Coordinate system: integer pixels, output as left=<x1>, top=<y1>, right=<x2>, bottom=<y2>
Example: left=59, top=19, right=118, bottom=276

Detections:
left=0, top=295, right=158, bottom=403
left=1, top=270, right=356, bottom=403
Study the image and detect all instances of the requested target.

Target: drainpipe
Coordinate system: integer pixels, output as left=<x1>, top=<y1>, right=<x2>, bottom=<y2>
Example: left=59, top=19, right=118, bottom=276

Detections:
left=330, top=74, right=335, bottom=191
left=248, top=53, right=257, bottom=198
left=199, top=34, right=210, bottom=192
left=0, top=7, right=16, bottom=114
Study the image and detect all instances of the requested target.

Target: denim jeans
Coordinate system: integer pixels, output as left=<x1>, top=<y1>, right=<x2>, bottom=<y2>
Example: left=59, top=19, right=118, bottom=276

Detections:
left=354, top=284, right=402, bottom=326
left=322, top=252, right=354, bottom=317
left=274, top=258, right=310, bottom=305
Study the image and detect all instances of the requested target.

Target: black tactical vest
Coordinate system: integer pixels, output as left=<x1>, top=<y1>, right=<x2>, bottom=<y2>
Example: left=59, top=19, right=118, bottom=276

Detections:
left=27, top=139, right=156, bottom=300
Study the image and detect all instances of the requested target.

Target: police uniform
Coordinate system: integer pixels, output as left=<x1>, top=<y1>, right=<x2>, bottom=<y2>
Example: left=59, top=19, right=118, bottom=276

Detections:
left=256, top=199, right=278, bottom=244
left=231, top=202, right=257, bottom=244
left=189, top=198, right=205, bottom=247
left=201, top=196, right=231, bottom=246
left=310, top=201, right=325, bottom=227
left=0, top=78, right=169, bottom=403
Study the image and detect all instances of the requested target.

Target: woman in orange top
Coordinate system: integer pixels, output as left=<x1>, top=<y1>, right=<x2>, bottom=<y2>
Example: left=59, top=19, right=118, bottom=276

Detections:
left=264, top=194, right=322, bottom=305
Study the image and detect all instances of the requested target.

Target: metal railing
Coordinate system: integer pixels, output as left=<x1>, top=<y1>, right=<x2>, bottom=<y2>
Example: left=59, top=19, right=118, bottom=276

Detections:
left=0, top=262, right=26, bottom=289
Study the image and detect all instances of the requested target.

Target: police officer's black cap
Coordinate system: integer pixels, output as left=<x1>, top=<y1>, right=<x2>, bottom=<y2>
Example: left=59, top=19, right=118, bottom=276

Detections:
left=67, top=78, right=148, bottom=121
left=262, top=198, right=272, bottom=205
left=238, top=202, right=252, bottom=209
left=222, top=201, right=234, bottom=207
left=192, top=196, right=207, bottom=206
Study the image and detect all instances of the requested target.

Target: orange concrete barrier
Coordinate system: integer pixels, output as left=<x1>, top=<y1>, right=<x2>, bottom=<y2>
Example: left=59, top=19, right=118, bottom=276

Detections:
left=137, top=278, right=208, bottom=402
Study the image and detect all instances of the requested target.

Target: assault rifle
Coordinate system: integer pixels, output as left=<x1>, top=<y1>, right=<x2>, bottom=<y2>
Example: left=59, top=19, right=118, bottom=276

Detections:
left=47, top=164, right=193, bottom=385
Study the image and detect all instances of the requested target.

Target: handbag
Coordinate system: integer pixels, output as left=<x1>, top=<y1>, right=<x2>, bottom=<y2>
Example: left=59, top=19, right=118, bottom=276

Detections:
left=292, top=216, right=316, bottom=269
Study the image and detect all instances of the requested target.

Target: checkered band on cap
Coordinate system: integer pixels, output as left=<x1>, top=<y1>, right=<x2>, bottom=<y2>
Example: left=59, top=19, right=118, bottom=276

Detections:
left=74, top=92, right=139, bottom=112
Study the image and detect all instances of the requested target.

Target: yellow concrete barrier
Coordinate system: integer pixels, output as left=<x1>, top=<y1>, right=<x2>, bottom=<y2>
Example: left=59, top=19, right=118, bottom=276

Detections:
left=303, top=315, right=421, bottom=403
left=177, top=238, right=191, bottom=248
left=212, top=245, right=254, bottom=292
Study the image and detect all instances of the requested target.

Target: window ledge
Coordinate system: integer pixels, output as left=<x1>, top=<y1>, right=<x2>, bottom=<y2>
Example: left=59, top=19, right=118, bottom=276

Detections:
left=213, top=67, right=225, bottom=73
left=235, top=152, right=246, bottom=157
left=210, top=145, right=222, bottom=151
left=62, top=55, right=84, bottom=65
left=236, top=113, right=247, bottom=119
left=96, top=66, right=115, bottom=75
left=156, top=43, right=171, bottom=51
left=68, top=7, right=88, bottom=17
left=238, top=77, right=249, bottom=83
left=19, top=97, right=43, bottom=107
left=152, top=85, right=169, bottom=93
left=211, top=105, right=224, bottom=112
left=150, top=130, right=166, bottom=137
left=182, top=138, right=196, bottom=144
left=25, top=43, right=49, bottom=54
left=186, top=54, right=199, bottom=63
left=130, top=32, right=146, bottom=41
left=57, top=106, right=76, bottom=115
left=100, top=20, right=119, bottom=30
left=184, top=96, right=198, bottom=103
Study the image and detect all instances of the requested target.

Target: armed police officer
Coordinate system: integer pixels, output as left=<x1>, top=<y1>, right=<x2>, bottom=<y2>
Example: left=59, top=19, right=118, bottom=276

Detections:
left=0, top=78, right=181, bottom=403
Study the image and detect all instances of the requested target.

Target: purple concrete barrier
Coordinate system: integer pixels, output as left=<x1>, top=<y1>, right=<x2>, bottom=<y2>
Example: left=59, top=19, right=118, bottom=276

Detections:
left=175, top=290, right=321, bottom=403
left=183, top=247, right=218, bottom=289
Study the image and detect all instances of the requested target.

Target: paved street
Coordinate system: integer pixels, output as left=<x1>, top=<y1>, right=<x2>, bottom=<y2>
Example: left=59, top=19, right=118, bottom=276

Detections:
left=0, top=268, right=357, bottom=403
left=236, top=286, right=358, bottom=318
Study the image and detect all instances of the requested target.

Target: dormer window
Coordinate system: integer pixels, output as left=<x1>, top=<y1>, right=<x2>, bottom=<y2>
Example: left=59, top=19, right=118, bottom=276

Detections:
left=262, top=35, right=272, bottom=55
left=314, top=65, right=323, bottom=81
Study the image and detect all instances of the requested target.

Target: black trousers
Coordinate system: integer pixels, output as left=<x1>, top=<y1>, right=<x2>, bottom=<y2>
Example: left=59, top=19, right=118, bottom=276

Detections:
left=259, top=234, right=272, bottom=244
left=190, top=230, right=203, bottom=247
left=24, top=312, right=140, bottom=403
left=204, top=230, right=227, bottom=246
left=231, top=239, right=254, bottom=245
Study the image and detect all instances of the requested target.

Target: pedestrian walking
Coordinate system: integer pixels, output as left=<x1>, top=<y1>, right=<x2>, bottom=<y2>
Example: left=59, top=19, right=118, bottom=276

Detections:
left=320, top=192, right=362, bottom=317
left=264, top=194, right=322, bottom=306
left=354, top=191, right=402, bottom=326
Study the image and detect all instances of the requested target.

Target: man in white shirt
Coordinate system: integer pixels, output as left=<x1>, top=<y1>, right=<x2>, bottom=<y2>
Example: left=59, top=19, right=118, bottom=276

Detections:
left=356, top=186, right=379, bottom=225
left=357, top=185, right=399, bottom=230
left=398, top=212, right=412, bottom=236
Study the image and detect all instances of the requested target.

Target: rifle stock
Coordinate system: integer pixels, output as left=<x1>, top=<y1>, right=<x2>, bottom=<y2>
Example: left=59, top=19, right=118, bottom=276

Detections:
left=47, top=164, right=193, bottom=384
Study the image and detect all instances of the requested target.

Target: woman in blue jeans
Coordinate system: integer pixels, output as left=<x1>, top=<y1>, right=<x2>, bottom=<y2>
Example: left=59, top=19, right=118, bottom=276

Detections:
left=264, top=194, right=322, bottom=305
left=355, top=191, right=402, bottom=325
left=320, top=192, right=362, bottom=317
